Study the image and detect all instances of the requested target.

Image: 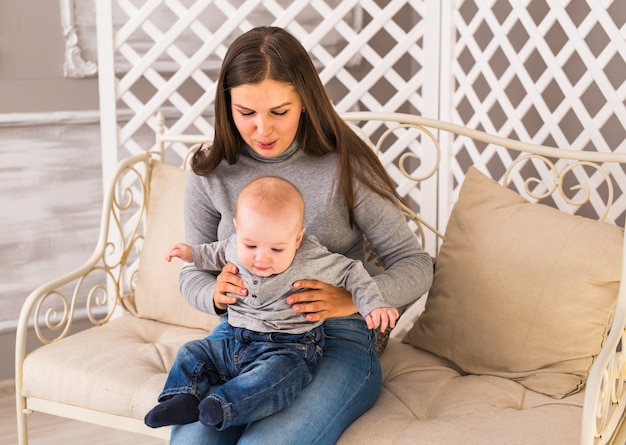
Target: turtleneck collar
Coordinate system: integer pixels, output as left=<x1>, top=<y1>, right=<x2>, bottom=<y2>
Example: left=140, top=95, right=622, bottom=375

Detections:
left=242, top=139, right=300, bottom=163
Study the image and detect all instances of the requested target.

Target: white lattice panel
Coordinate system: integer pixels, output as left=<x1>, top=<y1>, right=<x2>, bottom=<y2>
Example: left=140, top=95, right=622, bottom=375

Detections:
left=96, top=0, right=430, bottom=182
left=441, top=0, right=626, bottom=225
left=97, top=0, right=626, bottom=229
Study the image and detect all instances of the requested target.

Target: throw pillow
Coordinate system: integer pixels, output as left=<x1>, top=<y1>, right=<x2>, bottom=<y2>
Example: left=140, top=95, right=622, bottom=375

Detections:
left=404, top=167, right=623, bottom=398
left=133, top=160, right=218, bottom=330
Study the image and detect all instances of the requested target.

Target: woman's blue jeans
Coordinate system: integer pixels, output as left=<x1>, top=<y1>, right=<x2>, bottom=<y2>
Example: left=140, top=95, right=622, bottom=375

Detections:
left=160, top=320, right=324, bottom=429
left=170, top=317, right=382, bottom=445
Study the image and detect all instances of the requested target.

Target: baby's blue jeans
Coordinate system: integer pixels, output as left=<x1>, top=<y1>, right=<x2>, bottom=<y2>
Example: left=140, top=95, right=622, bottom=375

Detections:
left=159, top=319, right=324, bottom=429
left=170, top=318, right=381, bottom=445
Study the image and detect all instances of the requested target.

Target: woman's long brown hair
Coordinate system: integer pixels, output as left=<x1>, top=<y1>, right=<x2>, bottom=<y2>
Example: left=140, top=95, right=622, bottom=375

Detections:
left=192, top=26, right=403, bottom=226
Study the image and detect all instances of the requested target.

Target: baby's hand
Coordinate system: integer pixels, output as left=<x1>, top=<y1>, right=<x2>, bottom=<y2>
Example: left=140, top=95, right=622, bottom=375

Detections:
left=365, top=307, right=400, bottom=332
left=166, top=243, right=193, bottom=263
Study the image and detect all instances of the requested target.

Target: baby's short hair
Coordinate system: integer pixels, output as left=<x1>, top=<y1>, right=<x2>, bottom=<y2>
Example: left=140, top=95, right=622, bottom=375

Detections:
left=237, top=176, right=305, bottom=224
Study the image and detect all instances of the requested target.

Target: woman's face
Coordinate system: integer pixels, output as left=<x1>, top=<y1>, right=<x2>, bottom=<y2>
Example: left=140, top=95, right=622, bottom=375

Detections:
left=230, top=78, right=303, bottom=158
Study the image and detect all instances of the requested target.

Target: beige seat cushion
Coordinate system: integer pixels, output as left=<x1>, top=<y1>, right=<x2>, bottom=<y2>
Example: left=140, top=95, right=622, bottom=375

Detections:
left=338, top=339, right=583, bottom=445
left=404, top=167, right=623, bottom=398
left=22, top=316, right=216, bottom=419
left=133, top=160, right=218, bottom=329
left=24, top=324, right=582, bottom=443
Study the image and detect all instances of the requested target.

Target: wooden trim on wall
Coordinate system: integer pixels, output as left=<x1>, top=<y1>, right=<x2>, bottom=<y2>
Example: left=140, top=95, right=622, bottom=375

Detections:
left=0, top=110, right=101, bottom=127
left=0, top=107, right=207, bottom=128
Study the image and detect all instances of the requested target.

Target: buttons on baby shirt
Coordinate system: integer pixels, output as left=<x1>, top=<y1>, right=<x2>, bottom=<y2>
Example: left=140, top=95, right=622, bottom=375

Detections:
left=248, top=278, right=260, bottom=300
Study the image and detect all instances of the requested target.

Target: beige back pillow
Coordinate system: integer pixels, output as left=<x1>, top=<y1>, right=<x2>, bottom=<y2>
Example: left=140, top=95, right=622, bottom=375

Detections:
left=404, top=167, right=623, bottom=398
left=133, top=160, right=219, bottom=330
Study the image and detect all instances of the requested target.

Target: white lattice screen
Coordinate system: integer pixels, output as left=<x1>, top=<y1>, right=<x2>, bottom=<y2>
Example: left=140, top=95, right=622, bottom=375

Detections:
left=96, top=0, right=429, bottom=165
left=96, top=0, right=626, bottom=227
left=440, top=0, right=626, bottom=225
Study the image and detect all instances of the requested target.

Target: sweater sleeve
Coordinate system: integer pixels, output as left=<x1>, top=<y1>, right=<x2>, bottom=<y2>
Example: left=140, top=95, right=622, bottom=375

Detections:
left=297, top=237, right=388, bottom=318
left=192, top=238, right=231, bottom=271
left=178, top=172, right=223, bottom=316
left=338, top=258, right=388, bottom=318
left=354, top=184, right=434, bottom=309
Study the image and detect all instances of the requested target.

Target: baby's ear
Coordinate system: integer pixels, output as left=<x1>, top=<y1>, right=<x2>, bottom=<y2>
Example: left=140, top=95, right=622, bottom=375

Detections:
left=295, top=226, right=306, bottom=247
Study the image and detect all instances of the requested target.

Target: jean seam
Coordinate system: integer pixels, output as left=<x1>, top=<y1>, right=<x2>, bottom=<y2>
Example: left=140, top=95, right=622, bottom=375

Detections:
left=311, top=330, right=379, bottom=444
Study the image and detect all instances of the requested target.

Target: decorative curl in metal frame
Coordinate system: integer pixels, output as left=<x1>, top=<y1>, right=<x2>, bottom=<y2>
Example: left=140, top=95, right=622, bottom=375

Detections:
left=60, top=0, right=97, bottom=78
left=593, top=329, right=626, bottom=441
left=31, top=156, right=149, bottom=343
left=503, top=155, right=615, bottom=222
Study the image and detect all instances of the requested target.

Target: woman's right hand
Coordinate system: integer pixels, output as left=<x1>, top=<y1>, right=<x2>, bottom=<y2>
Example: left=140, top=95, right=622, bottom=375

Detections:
left=213, top=263, right=248, bottom=311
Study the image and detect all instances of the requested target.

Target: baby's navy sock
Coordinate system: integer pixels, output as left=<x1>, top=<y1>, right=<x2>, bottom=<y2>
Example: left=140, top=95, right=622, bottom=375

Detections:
left=144, top=393, right=199, bottom=428
left=198, top=396, right=224, bottom=427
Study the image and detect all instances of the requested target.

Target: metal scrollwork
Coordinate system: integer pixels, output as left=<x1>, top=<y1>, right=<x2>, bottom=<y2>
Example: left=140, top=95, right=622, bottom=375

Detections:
left=33, top=290, right=70, bottom=344
left=376, top=123, right=441, bottom=182
left=106, top=162, right=148, bottom=310
left=29, top=156, right=149, bottom=343
left=345, top=119, right=444, bottom=248
left=592, top=331, right=626, bottom=442
left=504, top=155, right=614, bottom=221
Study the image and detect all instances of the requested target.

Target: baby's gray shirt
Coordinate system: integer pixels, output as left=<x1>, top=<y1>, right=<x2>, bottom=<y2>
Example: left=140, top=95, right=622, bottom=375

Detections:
left=192, top=234, right=385, bottom=334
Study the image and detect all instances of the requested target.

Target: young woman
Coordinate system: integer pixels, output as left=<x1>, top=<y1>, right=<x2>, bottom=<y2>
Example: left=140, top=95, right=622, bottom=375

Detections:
left=172, top=26, right=433, bottom=444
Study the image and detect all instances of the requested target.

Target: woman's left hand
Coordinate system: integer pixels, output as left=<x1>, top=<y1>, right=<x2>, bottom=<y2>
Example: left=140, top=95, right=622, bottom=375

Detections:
left=287, top=280, right=358, bottom=322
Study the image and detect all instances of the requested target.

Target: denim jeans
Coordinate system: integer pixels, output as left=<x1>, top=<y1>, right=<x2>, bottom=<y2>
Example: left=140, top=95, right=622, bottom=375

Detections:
left=160, top=319, right=324, bottom=429
left=170, top=317, right=381, bottom=445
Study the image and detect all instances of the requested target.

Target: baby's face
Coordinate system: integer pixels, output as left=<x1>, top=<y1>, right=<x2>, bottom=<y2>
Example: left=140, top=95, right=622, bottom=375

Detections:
left=234, top=207, right=304, bottom=277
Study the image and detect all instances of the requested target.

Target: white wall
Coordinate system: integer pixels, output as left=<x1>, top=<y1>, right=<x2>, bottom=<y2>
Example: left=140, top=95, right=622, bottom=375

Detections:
left=0, top=0, right=98, bottom=112
left=0, top=1, right=102, bottom=380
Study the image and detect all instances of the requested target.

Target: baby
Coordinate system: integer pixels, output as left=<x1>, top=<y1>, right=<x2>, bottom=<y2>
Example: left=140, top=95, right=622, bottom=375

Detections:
left=145, top=176, right=398, bottom=430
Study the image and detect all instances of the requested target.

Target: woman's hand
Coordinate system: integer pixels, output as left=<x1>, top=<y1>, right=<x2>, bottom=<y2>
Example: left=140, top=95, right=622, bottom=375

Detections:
left=213, top=263, right=248, bottom=311
left=287, top=280, right=358, bottom=322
